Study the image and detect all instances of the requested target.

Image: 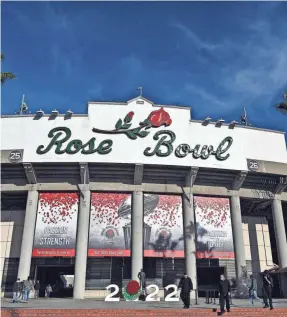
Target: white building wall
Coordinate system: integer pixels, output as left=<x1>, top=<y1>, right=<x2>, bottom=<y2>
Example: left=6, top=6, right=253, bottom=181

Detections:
left=0, top=209, right=25, bottom=287
left=1, top=98, right=287, bottom=169
left=242, top=216, right=275, bottom=295
left=242, top=222, right=252, bottom=261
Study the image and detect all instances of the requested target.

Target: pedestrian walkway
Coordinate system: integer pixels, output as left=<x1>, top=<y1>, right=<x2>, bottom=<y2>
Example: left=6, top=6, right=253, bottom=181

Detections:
left=1, top=298, right=287, bottom=317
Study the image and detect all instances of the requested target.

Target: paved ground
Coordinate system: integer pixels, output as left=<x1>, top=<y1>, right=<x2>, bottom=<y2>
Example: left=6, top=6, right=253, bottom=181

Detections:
left=1, top=298, right=287, bottom=317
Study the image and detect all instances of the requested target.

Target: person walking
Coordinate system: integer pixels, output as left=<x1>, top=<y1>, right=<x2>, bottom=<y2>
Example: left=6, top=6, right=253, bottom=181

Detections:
left=12, top=278, right=22, bottom=303
left=137, top=269, right=147, bottom=295
left=178, top=273, right=193, bottom=309
left=262, top=270, right=274, bottom=310
left=218, top=274, right=231, bottom=315
left=23, top=277, right=32, bottom=302
left=29, top=277, right=35, bottom=299
left=34, top=280, right=40, bottom=299
left=249, top=274, right=261, bottom=306
left=20, top=280, right=25, bottom=301
left=45, top=284, right=52, bottom=298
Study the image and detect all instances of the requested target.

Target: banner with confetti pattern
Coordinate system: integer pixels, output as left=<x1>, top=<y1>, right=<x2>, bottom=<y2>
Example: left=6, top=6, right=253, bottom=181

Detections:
left=194, top=196, right=234, bottom=259
left=88, top=192, right=132, bottom=257
left=143, top=194, right=184, bottom=258
left=33, top=193, right=79, bottom=257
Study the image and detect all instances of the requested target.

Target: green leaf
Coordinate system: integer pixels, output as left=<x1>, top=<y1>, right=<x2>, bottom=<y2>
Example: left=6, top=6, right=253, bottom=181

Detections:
left=140, top=119, right=149, bottom=126
left=115, top=119, right=123, bottom=130
left=121, top=123, right=132, bottom=129
left=125, top=130, right=137, bottom=140
left=132, top=127, right=141, bottom=134
left=137, top=130, right=150, bottom=138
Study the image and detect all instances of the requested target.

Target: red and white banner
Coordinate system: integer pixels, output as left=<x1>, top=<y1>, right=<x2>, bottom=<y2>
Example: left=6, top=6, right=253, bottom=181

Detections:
left=194, top=196, right=235, bottom=259
left=33, top=193, right=79, bottom=257
left=88, top=193, right=132, bottom=257
left=143, top=194, right=184, bottom=258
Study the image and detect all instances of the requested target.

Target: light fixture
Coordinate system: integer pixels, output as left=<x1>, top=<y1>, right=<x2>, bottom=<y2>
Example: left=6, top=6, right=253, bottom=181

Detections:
left=215, top=119, right=225, bottom=127
left=229, top=120, right=239, bottom=129
left=64, top=109, right=73, bottom=120
left=51, top=109, right=59, bottom=115
left=202, top=117, right=211, bottom=126
left=36, top=109, right=44, bottom=115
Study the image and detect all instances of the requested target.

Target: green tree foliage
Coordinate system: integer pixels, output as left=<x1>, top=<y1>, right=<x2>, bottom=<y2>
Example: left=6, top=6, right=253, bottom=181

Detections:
left=1, top=53, right=16, bottom=84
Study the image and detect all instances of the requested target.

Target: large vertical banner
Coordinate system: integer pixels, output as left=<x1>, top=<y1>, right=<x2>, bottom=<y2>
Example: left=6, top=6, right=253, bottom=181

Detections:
left=33, top=193, right=79, bottom=257
left=194, top=196, right=234, bottom=259
left=143, top=194, right=184, bottom=257
left=88, top=192, right=132, bottom=257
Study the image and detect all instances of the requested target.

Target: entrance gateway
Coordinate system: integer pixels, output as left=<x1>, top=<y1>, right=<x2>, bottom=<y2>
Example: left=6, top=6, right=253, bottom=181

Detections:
left=35, top=265, right=74, bottom=298
left=32, top=258, right=225, bottom=298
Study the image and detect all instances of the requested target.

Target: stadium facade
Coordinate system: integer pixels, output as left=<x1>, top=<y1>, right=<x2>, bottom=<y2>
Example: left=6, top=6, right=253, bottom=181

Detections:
left=1, top=95, right=287, bottom=299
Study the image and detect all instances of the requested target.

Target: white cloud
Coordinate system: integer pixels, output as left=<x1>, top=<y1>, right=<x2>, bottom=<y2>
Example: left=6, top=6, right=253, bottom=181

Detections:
left=184, top=83, right=227, bottom=108
left=172, top=23, right=219, bottom=51
left=173, top=15, right=287, bottom=116
left=223, top=23, right=287, bottom=103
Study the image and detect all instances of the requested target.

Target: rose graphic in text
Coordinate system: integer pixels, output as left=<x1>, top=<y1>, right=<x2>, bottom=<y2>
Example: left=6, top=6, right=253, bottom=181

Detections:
left=105, top=284, right=179, bottom=302
left=147, top=107, right=172, bottom=127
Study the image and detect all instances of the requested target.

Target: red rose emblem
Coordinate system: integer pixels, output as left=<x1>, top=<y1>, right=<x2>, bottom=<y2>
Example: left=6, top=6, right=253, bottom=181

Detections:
left=105, top=229, right=115, bottom=238
left=147, top=107, right=172, bottom=127
left=126, top=280, right=140, bottom=295
left=127, top=111, right=134, bottom=119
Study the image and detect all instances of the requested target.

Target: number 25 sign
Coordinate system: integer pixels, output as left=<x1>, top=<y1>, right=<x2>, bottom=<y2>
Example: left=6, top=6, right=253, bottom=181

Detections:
left=105, top=283, right=179, bottom=302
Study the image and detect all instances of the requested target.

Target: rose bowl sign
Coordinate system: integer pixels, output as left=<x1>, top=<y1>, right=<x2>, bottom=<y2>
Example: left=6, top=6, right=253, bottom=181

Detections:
left=36, top=108, right=233, bottom=161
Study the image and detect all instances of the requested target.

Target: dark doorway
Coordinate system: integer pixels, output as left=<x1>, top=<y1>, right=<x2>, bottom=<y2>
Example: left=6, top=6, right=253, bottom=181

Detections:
left=110, top=257, right=131, bottom=297
left=197, top=266, right=225, bottom=297
left=36, top=265, right=74, bottom=298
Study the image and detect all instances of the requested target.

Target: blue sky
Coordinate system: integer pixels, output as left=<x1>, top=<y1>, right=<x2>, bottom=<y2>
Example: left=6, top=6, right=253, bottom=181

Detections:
left=2, top=1, right=287, bottom=134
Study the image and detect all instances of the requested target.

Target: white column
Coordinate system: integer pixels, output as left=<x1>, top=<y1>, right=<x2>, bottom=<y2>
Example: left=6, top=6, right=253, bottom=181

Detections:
left=272, top=198, right=287, bottom=298
left=182, top=192, right=197, bottom=294
left=73, top=190, right=91, bottom=299
left=17, top=190, right=39, bottom=280
left=230, top=196, right=247, bottom=297
left=272, top=199, right=287, bottom=268
left=131, top=191, right=143, bottom=280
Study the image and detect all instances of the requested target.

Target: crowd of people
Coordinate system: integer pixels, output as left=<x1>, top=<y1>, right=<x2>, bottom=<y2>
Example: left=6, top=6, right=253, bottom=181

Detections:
left=12, top=277, right=52, bottom=303
left=11, top=266, right=280, bottom=310
left=137, top=267, right=279, bottom=314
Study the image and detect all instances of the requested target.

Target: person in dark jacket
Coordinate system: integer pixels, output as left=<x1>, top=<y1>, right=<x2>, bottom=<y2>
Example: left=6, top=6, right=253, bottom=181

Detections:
left=12, top=278, right=22, bottom=303
left=138, top=269, right=147, bottom=295
left=218, top=274, right=231, bottom=315
left=262, top=270, right=273, bottom=310
left=34, top=280, right=40, bottom=299
left=178, top=273, right=193, bottom=309
left=20, top=280, right=25, bottom=301
left=23, top=277, right=32, bottom=302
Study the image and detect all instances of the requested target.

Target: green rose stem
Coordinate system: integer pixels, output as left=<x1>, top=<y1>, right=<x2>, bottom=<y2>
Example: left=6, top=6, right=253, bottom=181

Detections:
left=92, top=108, right=173, bottom=140
left=92, top=119, right=152, bottom=140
